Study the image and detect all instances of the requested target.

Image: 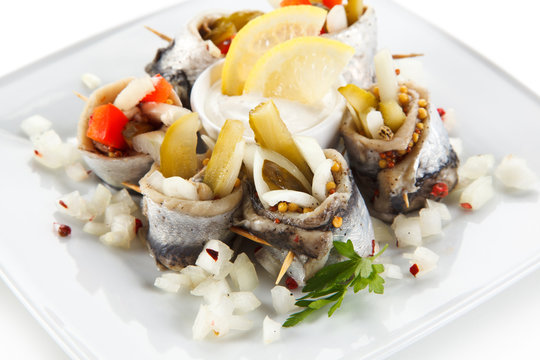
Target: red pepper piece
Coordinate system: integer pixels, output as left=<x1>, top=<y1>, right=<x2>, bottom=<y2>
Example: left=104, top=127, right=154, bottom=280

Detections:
left=460, top=202, right=473, bottom=210
left=323, top=0, right=342, bottom=8
left=280, top=0, right=311, bottom=6
left=409, top=264, right=419, bottom=277
left=437, top=108, right=446, bottom=117
left=285, top=276, right=298, bottom=290
left=206, top=248, right=219, bottom=261
left=217, top=35, right=235, bottom=55
left=141, top=74, right=173, bottom=103
left=86, top=103, right=129, bottom=149
left=430, top=182, right=449, bottom=198
left=134, top=218, right=143, bottom=234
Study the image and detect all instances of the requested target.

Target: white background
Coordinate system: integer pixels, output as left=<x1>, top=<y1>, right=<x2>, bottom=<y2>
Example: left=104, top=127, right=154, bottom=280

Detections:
left=1, top=0, right=539, bottom=359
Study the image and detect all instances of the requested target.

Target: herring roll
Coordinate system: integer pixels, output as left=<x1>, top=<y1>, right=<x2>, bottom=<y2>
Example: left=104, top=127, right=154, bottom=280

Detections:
left=340, top=51, right=458, bottom=222
left=140, top=116, right=246, bottom=270
left=324, top=4, right=377, bottom=88
left=145, top=11, right=262, bottom=106
left=78, top=75, right=184, bottom=187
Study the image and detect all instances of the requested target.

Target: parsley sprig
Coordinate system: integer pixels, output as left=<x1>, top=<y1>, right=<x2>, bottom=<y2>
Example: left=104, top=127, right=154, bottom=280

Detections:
left=283, top=240, right=387, bottom=327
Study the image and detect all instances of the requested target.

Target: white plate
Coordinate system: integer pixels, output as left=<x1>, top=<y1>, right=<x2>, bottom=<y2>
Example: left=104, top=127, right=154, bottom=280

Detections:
left=1, top=0, right=540, bottom=359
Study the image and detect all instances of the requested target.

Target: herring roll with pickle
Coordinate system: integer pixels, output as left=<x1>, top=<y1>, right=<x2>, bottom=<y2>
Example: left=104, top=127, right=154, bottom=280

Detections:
left=78, top=74, right=186, bottom=187
left=140, top=115, right=245, bottom=270
left=340, top=49, right=459, bottom=222
left=323, top=0, right=378, bottom=88
left=233, top=101, right=374, bottom=287
left=145, top=10, right=263, bottom=106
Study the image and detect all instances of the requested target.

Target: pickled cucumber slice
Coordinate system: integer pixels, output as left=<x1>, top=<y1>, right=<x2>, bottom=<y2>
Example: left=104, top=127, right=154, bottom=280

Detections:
left=345, top=0, right=364, bottom=25
left=262, top=160, right=309, bottom=193
left=249, top=100, right=313, bottom=181
left=204, top=119, right=245, bottom=198
left=379, top=100, right=406, bottom=132
left=338, top=84, right=377, bottom=136
left=160, top=112, right=199, bottom=179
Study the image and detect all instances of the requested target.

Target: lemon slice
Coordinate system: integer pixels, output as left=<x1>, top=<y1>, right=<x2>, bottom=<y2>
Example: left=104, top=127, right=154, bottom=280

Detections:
left=221, top=5, right=327, bottom=96
left=243, top=36, right=354, bottom=104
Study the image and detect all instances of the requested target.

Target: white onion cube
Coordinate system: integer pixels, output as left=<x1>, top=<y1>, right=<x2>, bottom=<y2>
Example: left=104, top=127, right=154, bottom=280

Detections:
left=460, top=176, right=495, bottom=210
left=89, top=184, right=112, bottom=217
left=111, top=189, right=138, bottom=213
left=57, top=191, right=93, bottom=221
left=392, top=215, right=422, bottom=247
left=81, top=73, right=102, bottom=90
left=191, top=278, right=230, bottom=304
left=82, top=221, right=109, bottom=236
left=371, top=216, right=395, bottom=243
left=21, top=115, right=52, bottom=137
left=180, top=265, right=209, bottom=289
left=65, top=162, right=89, bottom=182
left=495, top=155, right=538, bottom=190
left=425, top=199, right=451, bottom=222
left=271, top=286, right=298, bottom=315
left=230, top=253, right=258, bottom=291
left=230, top=292, right=261, bottom=314
left=132, top=130, right=165, bottom=164
left=195, top=240, right=234, bottom=277
left=263, top=316, right=281, bottom=344
left=99, top=231, right=130, bottom=249
left=162, top=176, right=199, bottom=200
left=104, top=202, right=131, bottom=225
left=459, top=154, right=495, bottom=181
left=419, top=208, right=442, bottom=237
left=113, top=76, right=154, bottom=111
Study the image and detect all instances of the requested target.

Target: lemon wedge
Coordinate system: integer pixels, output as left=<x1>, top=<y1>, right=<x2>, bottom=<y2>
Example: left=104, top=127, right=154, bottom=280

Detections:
left=243, top=36, right=354, bottom=104
left=221, top=5, right=327, bottom=96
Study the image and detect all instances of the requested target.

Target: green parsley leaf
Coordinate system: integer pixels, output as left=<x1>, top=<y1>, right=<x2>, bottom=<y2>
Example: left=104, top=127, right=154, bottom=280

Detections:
left=283, top=242, right=388, bottom=327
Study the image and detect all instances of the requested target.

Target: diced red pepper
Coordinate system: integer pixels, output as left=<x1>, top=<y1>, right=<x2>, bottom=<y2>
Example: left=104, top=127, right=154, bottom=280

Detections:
left=141, top=74, right=173, bottom=103
left=323, top=0, right=342, bottom=8
left=280, top=0, right=311, bottom=6
left=430, top=182, right=449, bottom=198
left=285, top=276, right=298, bottom=290
left=409, top=264, right=419, bottom=277
left=460, top=202, right=473, bottom=210
left=437, top=108, right=446, bottom=117
left=86, top=103, right=129, bottom=149
left=217, top=35, right=235, bottom=55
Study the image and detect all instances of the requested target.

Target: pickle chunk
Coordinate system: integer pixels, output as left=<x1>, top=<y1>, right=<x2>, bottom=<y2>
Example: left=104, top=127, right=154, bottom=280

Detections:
left=160, top=113, right=199, bottom=179
left=204, top=119, right=245, bottom=198
left=249, top=100, right=313, bottom=181
left=262, top=160, right=309, bottom=193
left=339, top=84, right=377, bottom=136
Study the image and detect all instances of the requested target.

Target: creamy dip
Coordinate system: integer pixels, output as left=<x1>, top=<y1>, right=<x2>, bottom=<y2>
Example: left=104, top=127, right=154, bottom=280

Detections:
left=204, top=79, right=343, bottom=139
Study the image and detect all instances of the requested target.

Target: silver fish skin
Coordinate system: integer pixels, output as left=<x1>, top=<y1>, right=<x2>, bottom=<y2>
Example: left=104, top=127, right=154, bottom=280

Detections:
left=324, top=6, right=377, bottom=89
left=236, top=149, right=374, bottom=286
left=145, top=12, right=224, bottom=107
left=341, top=82, right=459, bottom=222
left=77, top=78, right=181, bottom=188
left=140, top=165, right=243, bottom=271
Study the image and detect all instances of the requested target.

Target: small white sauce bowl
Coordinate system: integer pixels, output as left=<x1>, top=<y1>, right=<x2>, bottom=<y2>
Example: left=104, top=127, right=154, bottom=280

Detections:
left=191, top=60, right=347, bottom=148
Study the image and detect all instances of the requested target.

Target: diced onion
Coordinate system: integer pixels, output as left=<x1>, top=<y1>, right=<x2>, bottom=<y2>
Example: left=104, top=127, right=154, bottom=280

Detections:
left=311, top=158, right=334, bottom=202
left=326, top=5, right=348, bottom=33
left=391, top=214, right=422, bottom=247
left=459, top=154, right=495, bottom=181
left=366, top=110, right=384, bottom=139
left=230, top=291, right=261, bottom=314
left=82, top=221, right=109, bottom=236
left=195, top=240, right=234, bottom=278
left=21, top=115, right=52, bottom=137
left=459, top=175, right=495, bottom=210
left=261, top=190, right=320, bottom=208
left=263, top=316, right=281, bottom=344
left=403, top=246, right=439, bottom=276
left=114, top=76, right=154, bottom=111
left=230, top=253, right=258, bottom=291
left=293, top=135, right=327, bottom=174
left=271, top=286, right=298, bottom=315
left=425, top=199, right=451, bottom=222
left=139, top=102, right=192, bottom=127
left=180, top=265, right=209, bottom=289
left=419, top=208, right=442, bottom=237
left=162, top=176, right=199, bottom=200
left=495, top=154, right=538, bottom=190
left=81, top=73, right=102, bottom=90
left=65, top=162, right=89, bottom=182
left=132, top=130, right=165, bottom=164
left=381, top=263, right=403, bottom=280
left=371, top=216, right=395, bottom=243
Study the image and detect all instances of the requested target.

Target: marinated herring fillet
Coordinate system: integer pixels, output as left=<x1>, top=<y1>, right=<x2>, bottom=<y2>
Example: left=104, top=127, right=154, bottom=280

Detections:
left=234, top=149, right=374, bottom=286
left=145, top=11, right=261, bottom=107
left=140, top=164, right=243, bottom=270
left=324, top=5, right=377, bottom=89
left=77, top=77, right=182, bottom=187
left=341, top=82, right=459, bottom=222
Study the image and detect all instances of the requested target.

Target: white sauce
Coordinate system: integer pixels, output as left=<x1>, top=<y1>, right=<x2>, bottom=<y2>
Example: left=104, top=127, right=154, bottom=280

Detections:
left=204, top=80, right=342, bottom=138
